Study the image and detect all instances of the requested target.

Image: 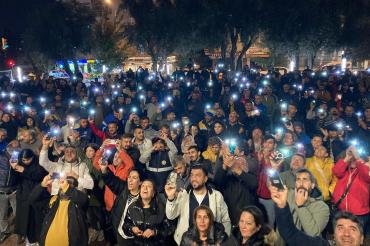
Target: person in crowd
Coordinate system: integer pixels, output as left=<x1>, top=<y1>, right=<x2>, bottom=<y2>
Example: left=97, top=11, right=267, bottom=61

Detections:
left=332, top=146, right=370, bottom=234
left=280, top=153, right=305, bottom=189
left=140, top=136, right=177, bottom=192
left=133, top=126, right=153, bottom=155
left=39, top=136, right=94, bottom=195
left=167, top=155, right=190, bottom=191
left=209, top=121, right=226, bottom=140
left=139, top=116, right=158, bottom=140
left=0, top=147, right=18, bottom=243
left=180, top=205, right=228, bottom=246
left=165, top=164, right=231, bottom=245
left=75, top=115, right=95, bottom=149
left=256, top=135, right=283, bottom=227
left=270, top=184, right=365, bottom=246
left=89, top=118, right=121, bottom=142
left=0, top=129, right=8, bottom=152
left=276, top=168, right=330, bottom=245
left=214, top=145, right=258, bottom=225
left=188, top=145, right=214, bottom=179
left=321, top=124, right=346, bottom=162
left=98, top=159, right=141, bottom=245
left=10, top=149, right=48, bottom=245
left=223, top=206, right=277, bottom=246
left=123, top=179, right=166, bottom=246
left=93, top=141, right=134, bottom=211
left=202, top=136, right=222, bottom=167
left=0, top=113, right=18, bottom=142
left=305, top=146, right=336, bottom=202
left=29, top=174, right=89, bottom=246
left=17, top=129, right=42, bottom=155
left=224, top=111, right=245, bottom=140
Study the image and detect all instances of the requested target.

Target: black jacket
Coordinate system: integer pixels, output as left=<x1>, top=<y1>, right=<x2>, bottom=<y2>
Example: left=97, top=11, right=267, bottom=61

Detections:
left=101, top=168, right=132, bottom=236
left=223, top=227, right=270, bottom=246
left=180, top=222, right=227, bottom=246
left=30, top=184, right=89, bottom=246
left=14, top=160, right=48, bottom=238
left=123, top=197, right=166, bottom=246
left=275, top=204, right=330, bottom=246
left=214, top=158, right=258, bottom=225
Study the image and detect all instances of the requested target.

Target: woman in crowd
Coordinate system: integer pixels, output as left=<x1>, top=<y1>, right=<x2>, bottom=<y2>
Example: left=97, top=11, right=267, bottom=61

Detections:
left=180, top=205, right=227, bottom=246
left=11, top=149, right=48, bottom=244
left=123, top=179, right=165, bottom=246
left=223, top=206, right=277, bottom=246
left=210, top=121, right=226, bottom=140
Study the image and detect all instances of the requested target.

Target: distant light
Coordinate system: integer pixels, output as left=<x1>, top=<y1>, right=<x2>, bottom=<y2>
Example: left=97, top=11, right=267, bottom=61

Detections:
left=289, top=60, right=295, bottom=72
left=341, top=57, right=347, bottom=71
left=17, top=67, right=23, bottom=82
left=102, top=65, right=107, bottom=73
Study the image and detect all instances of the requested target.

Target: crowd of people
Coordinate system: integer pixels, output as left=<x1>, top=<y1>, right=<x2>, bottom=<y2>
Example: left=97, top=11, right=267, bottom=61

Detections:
left=0, top=64, right=368, bottom=246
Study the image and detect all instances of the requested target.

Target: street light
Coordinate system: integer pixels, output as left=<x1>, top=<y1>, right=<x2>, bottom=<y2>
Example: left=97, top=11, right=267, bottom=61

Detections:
left=105, top=0, right=112, bottom=5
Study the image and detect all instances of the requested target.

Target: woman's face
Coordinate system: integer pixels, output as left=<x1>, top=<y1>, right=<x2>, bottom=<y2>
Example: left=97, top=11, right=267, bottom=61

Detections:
left=214, top=123, right=223, bottom=134
left=85, top=147, right=96, bottom=159
left=283, top=133, right=294, bottom=146
left=22, top=157, right=33, bottom=166
left=140, top=181, right=155, bottom=200
left=239, top=211, right=261, bottom=239
left=190, top=126, right=199, bottom=135
left=26, top=118, right=34, bottom=127
left=2, top=114, right=10, bottom=123
left=195, top=209, right=210, bottom=234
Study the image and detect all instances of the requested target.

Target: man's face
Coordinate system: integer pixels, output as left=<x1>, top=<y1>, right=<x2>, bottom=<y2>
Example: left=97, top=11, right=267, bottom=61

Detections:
left=365, top=108, right=370, bottom=119
left=295, top=172, right=314, bottom=193
left=188, top=148, right=200, bottom=162
left=174, top=164, right=187, bottom=176
left=134, top=128, right=144, bottom=141
left=263, top=139, right=275, bottom=151
left=23, top=131, right=33, bottom=143
left=311, top=136, right=323, bottom=149
left=190, top=168, right=207, bottom=190
left=255, top=95, right=262, bottom=104
left=229, top=112, right=237, bottom=124
left=290, top=155, right=304, bottom=171
left=140, top=119, right=149, bottom=129
left=121, top=137, right=132, bottom=150
left=64, top=147, right=77, bottom=163
left=288, top=105, right=297, bottom=115
left=167, top=112, right=176, bottom=121
left=334, top=219, right=364, bottom=246
left=151, top=96, right=158, bottom=103
left=345, top=106, right=354, bottom=116
left=108, top=123, right=118, bottom=135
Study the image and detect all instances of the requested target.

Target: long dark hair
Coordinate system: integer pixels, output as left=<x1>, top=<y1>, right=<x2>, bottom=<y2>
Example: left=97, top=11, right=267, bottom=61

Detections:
left=194, top=205, right=215, bottom=236
left=18, top=149, right=37, bottom=166
left=239, top=206, right=274, bottom=242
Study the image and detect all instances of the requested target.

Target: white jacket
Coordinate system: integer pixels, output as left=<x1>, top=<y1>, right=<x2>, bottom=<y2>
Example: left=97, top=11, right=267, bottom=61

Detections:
left=39, top=149, right=94, bottom=195
left=166, top=188, right=231, bottom=245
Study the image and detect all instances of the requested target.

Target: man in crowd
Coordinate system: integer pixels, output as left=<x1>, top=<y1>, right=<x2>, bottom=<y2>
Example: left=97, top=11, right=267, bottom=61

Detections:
left=280, top=153, right=305, bottom=189
left=165, top=164, right=231, bottom=244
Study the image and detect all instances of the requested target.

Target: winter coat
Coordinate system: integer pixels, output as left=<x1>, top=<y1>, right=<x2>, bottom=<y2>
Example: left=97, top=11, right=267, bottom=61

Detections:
left=166, top=187, right=231, bottom=245
left=39, top=149, right=94, bottom=195
left=180, top=222, right=227, bottom=246
left=214, top=159, right=258, bottom=225
left=29, top=184, right=89, bottom=246
left=275, top=204, right=330, bottom=246
left=101, top=168, right=139, bottom=240
left=223, top=226, right=276, bottom=246
left=332, top=159, right=370, bottom=215
left=14, top=159, right=48, bottom=239
left=93, top=148, right=134, bottom=211
left=305, top=156, right=337, bottom=201
left=124, top=198, right=165, bottom=246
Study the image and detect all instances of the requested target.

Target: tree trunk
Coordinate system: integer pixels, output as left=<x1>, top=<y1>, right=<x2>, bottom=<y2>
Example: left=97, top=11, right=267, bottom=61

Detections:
left=229, top=28, right=238, bottom=72
left=236, top=38, right=253, bottom=71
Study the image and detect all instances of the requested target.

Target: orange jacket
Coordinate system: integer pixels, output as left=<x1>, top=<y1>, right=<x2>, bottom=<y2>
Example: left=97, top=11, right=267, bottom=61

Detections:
left=93, top=148, right=134, bottom=211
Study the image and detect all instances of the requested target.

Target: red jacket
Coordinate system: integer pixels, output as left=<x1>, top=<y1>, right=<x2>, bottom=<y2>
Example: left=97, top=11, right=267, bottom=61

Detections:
left=256, top=157, right=272, bottom=199
left=94, top=148, right=134, bottom=211
left=332, top=159, right=370, bottom=215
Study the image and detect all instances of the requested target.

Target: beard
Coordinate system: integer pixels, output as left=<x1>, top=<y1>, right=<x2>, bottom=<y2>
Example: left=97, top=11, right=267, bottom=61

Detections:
left=192, top=182, right=205, bottom=191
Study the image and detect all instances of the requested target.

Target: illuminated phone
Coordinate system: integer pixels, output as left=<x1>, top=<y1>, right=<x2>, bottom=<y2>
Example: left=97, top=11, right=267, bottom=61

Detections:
left=267, top=169, right=285, bottom=190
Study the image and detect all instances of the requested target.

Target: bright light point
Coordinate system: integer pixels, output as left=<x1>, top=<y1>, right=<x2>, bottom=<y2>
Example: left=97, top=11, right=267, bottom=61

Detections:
left=281, top=103, right=287, bottom=109
left=322, top=71, right=327, bottom=77
left=289, top=60, right=295, bottom=72
left=205, top=104, right=211, bottom=109
left=311, top=72, right=315, bottom=76
left=9, top=92, right=15, bottom=98
left=234, top=78, right=238, bottom=82
left=69, top=99, right=75, bottom=104
left=72, top=76, right=77, bottom=80
left=179, top=77, right=184, bottom=81
left=17, top=67, right=23, bottom=82
left=318, top=108, right=324, bottom=113
left=119, top=108, right=123, bottom=113
left=68, top=117, right=75, bottom=124
left=262, top=80, right=268, bottom=86
left=232, top=94, right=238, bottom=100
left=138, top=86, right=143, bottom=90
left=94, top=87, right=99, bottom=92
left=168, top=83, right=173, bottom=88
left=186, top=82, right=191, bottom=87
left=350, top=139, right=358, bottom=146
left=356, top=112, right=362, bottom=117
left=40, top=97, right=45, bottom=102
left=276, top=128, right=283, bottom=134
left=102, top=65, right=107, bottom=73
left=160, top=102, right=165, bottom=108
left=44, top=110, right=50, bottom=115
left=235, top=72, right=241, bottom=77
left=242, top=77, right=246, bottom=82
left=105, top=98, right=110, bottom=103
left=208, top=80, right=213, bottom=87
left=131, top=107, right=137, bottom=113
left=166, top=96, right=172, bottom=101
left=139, top=94, right=145, bottom=100
left=266, top=75, right=270, bottom=79
left=341, top=57, right=347, bottom=71
left=89, top=109, right=95, bottom=115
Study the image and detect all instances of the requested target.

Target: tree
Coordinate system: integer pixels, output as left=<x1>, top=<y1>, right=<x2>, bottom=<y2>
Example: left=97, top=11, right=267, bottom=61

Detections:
left=122, top=0, right=180, bottom=71
left=21, top=0, right=95, bottom=74
left=90, top=7, right=128, bottom=69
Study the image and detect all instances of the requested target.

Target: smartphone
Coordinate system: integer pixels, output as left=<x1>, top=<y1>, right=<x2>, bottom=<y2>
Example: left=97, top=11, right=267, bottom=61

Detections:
left=10, top=151, right=19, bottom=164
left=51, top=172, right=60, bottom=180
left=267, top=169, right=285, bottom=190
left=166, top=172, right=177, bottom=187
left=272, top=151, right=284, bottom=162
left=225, top=139, right=237, bottom=155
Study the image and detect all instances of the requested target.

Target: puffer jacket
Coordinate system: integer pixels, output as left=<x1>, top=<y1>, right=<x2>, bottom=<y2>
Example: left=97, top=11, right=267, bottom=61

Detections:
left=123, top=197, right=166, bottom=246
left=332, top=159, right=370, bottom=215
left=180, top=222, right=227, bottom=246
left=223, top=226, right=277, bottom=246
